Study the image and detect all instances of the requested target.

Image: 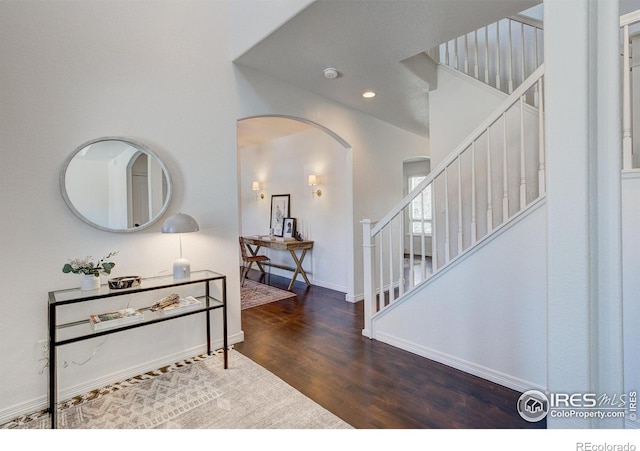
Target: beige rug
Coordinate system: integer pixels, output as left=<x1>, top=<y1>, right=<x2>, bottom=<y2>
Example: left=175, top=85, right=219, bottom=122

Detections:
left=5, top=349, right=351, bottom=429
left=241, top=279, right=296, bottom=310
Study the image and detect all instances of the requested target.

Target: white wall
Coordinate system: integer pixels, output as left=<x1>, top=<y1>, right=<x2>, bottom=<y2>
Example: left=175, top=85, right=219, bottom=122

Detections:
left=429, top=65, right=505, bottom=167
left=235, top=67, right=430, bottom=301
left=239, top=126, right=350, bottom=292
left=0, top=0, right=242, bottom=421
left=229, top=0, right=313, bottom=60
left=372, top=200, right=547, bottom=392
left=0, top=0, right=430, bottom=421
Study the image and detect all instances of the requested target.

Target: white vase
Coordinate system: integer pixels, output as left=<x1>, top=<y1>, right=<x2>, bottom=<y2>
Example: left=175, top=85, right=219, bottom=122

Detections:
left=81, top=274, right=100, bottom=291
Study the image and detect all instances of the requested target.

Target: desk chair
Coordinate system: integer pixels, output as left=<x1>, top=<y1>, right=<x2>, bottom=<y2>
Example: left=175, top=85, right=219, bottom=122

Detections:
left=239, top=237, right=270, bottom=286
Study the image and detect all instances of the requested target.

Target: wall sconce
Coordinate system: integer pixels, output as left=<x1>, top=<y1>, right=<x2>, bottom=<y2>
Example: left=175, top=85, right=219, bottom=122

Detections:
left=308, top=174, right=322, bottom=197
left=252, top=181, right=264, bottom=199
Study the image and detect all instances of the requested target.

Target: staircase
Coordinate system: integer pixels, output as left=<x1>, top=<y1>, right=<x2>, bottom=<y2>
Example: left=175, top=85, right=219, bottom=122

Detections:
left=360, top=9, right=640, bottom=393
left=362, top=12, right=546, bottom=338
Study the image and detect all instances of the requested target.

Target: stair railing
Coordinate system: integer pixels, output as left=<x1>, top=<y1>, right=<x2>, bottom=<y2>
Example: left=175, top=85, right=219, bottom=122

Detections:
left=361, top=65, right=545, bottom=338
left=434, top=15, right=543, bottom=105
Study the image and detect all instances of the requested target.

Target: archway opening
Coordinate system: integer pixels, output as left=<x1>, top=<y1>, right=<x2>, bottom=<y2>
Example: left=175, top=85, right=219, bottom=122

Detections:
left=237, top=115, right=353, bottom=297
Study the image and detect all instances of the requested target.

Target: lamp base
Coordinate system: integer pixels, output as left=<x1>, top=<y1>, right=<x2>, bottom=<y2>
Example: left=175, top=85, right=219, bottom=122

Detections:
left=173, top=258, right=191, bottom=279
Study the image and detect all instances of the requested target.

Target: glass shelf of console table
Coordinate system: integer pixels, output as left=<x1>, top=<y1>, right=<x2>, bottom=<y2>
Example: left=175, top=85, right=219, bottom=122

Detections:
left=49, top=270, right=227, bottom=345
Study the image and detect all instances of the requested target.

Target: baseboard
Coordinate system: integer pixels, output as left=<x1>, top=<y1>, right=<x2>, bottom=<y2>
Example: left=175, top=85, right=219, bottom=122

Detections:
left=374, top=331, right=546, bottom=394
left=345, top=293, right=362, bottom=303
left=0, top=331, right=244, bottom=425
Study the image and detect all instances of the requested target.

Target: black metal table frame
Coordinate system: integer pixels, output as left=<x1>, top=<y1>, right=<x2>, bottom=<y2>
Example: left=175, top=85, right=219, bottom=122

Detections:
left=47, top=270, right=227, bottom=429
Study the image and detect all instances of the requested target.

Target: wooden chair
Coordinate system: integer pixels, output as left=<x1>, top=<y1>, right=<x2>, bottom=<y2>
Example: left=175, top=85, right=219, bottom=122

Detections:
left=239, top=237, right=270, bottom=286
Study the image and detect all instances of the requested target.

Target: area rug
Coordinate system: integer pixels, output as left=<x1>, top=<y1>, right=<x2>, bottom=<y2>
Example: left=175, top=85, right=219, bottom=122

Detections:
left=6, top=349, right=351, bottom=429
left=241, top=279, right=296, bottom=310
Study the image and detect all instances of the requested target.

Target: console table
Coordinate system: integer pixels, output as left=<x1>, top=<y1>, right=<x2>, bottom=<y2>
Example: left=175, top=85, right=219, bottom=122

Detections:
left=47, top=270, right=227, bottom=429
left=241, top=236, right=313, bottom=291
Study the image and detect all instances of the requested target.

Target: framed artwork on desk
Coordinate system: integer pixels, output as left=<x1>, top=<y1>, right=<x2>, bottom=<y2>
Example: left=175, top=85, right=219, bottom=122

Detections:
left=270, top=194, right=290, bottom=237
left=283, top=217, right=296, bottom=238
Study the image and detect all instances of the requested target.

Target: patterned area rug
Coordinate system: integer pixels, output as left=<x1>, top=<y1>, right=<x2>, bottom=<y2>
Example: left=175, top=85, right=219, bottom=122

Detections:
left=241, top=279, right=296, bottom=310
left=5, top=349, right=351, bottom=429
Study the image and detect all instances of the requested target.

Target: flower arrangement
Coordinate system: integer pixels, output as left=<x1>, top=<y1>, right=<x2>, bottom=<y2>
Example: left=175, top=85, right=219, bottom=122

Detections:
left=62, top=251, right=118, bottom=277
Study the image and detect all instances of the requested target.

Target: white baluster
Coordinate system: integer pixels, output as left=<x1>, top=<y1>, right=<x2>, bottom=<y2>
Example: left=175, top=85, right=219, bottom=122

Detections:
left=474, top=30, right=479, bottom=79
left=454, top=37, right=459, bottom=70
left=444, top=168, right=451, bottom=263
left=431, top=182, right=438, bottom=272
left=445, top=40, right=450, bottom=66
left=484, top=26, right=490, bottom=84
left=487, top=129, right=494, bottom=233
left=533, top=28, right=539, bottom=107
left=398, top=215, right=405, bottom=297
left=471, top=142, right=477, bottom=244
left=521, top=22, right=526, bottom=88
left=361, top=219, right=376, bottom=337
left=623, top=24, right=632, bottom=170
left=502, top=112, right=509, bottom=222
left=508, top=20, right=514, bottom=94
left=388, top=222, right=394, bottom=304
left=538, top=77, right=546, bottom=195
left=520, top=95, right=527, bottom=209
left=496, top=20, right=501, bottom=90
left=457, top=156, right=463, bottom=255
left=421, top=190, right=427, bottom=283
left=378, top=228, right=384, bottom=309
left=464, top=33, right=469, bottom=74
left=409, top=202, right=415, bottom=289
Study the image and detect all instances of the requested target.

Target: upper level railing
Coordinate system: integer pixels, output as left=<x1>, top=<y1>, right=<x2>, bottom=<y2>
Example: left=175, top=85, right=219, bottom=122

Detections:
left=361, top=65, right=545, bottom=338
left=432, top=14, right=543, bottom=103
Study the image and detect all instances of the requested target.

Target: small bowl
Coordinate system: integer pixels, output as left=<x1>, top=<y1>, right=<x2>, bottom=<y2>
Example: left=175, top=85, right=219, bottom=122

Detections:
left=108, top=276, right=141, bottom=290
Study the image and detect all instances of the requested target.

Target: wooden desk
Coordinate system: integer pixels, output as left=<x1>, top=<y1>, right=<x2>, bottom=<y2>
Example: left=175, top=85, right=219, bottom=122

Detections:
left=242, top=236, right=313, bottom=290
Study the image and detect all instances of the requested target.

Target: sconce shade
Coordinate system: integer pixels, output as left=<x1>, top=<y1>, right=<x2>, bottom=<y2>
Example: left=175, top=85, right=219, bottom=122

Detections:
left=308, top=174, right=318, bottom=186
left=161, top=213, right=199, bottom=234
left=252, top=181, right=260, bottom=191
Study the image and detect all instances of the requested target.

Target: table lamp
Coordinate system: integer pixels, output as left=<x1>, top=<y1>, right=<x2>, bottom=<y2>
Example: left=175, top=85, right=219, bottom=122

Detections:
left=162, top=213, right=200, bottom=279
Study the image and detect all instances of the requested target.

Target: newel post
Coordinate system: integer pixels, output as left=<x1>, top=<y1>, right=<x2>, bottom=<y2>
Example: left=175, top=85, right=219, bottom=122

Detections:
left=361, top=219, right=376, bottom=339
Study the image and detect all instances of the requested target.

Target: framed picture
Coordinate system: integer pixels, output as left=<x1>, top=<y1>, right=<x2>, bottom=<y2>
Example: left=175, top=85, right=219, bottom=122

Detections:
left=283, top=217, right=296, bottom=238
left=270, top=194, right=290, bottom=237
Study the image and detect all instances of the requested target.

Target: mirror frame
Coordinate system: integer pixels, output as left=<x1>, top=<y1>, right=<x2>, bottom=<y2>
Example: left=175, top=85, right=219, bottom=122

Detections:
left=60, top=136, right=173, bottom=233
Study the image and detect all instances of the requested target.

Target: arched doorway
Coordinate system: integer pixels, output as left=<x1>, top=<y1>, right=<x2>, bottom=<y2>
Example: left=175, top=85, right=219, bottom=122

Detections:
left=237, top=115, right=353, bottom=297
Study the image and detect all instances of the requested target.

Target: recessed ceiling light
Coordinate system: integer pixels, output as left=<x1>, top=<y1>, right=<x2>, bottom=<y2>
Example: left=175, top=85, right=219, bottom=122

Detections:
left=362, top=91, right=376, bottom=98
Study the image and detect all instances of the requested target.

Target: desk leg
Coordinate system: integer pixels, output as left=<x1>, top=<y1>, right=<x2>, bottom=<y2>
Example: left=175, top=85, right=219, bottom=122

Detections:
left=288, top=249, right=311, bottom=291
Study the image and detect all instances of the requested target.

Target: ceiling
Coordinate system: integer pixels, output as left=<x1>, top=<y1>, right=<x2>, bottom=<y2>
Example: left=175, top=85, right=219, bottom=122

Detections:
left=234, top=0, right=541, bottom=144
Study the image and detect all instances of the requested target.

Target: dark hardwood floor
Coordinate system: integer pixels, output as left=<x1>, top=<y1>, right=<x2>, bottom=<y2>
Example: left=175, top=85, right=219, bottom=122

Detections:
left=234, top=271, right=546, bottom=429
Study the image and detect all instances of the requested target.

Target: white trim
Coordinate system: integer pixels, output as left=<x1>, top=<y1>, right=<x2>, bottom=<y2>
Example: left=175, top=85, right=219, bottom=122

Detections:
left=374, top=331, right=546, bottom=393
left=622, top=168, right=640, bottom=179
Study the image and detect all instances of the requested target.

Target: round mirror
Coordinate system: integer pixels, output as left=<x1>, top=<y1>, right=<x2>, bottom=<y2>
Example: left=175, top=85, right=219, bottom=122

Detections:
left=60, top=137, right=172, bottom=232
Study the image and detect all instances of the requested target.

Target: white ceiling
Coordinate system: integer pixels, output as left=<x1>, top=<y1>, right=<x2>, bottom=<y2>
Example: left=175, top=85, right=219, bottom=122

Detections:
left=234, top=0, right=540, bottom=143
left=235, top=0, right=640, bottom=147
